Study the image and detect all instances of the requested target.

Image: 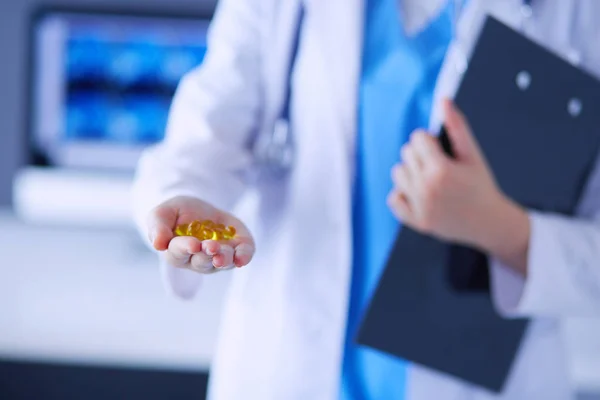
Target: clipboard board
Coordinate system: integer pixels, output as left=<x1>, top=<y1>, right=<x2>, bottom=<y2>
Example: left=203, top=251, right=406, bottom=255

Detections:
left=356, top=15, right=600, bottom=392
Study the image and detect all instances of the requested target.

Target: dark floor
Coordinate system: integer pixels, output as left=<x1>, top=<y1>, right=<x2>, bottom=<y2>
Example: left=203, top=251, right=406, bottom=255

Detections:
left=0, top=360, right=209, bottom=400
left=1, top=359, right=598, bottom=400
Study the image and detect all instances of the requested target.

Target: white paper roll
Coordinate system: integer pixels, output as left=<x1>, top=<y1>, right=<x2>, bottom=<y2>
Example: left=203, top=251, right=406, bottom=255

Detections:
left=12, top=167, right=135, bottom=228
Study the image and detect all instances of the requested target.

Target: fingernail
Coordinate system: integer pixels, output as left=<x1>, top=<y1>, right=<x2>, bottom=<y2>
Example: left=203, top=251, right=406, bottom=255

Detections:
left=204, top=242, right=219, bottom=256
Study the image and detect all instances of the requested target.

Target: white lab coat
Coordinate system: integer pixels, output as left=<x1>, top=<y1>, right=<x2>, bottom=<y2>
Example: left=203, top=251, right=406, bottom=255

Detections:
left=131, top=0, right=600, bottom=399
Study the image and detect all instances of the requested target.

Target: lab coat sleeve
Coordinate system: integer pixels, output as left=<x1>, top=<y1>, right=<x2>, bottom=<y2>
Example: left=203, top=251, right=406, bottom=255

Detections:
left=490, top=156, right=600, bottom=318
left=131, top=0, right=266, bottom=298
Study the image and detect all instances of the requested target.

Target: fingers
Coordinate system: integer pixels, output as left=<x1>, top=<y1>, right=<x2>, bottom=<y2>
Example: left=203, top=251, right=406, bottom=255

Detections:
left=165, top=236, right=203, bottom=267
left=169, top=237, right=249, bottom=273
left=401, top=132, right=425, bottom=173
left=411, top=131, right=446, bottom=166
left=209, top=239, right=254, bottom=269
left=443, top=98, right=468, bottom=135
left=188, top=242, right=232, bottom=273
left=203, top=240, right=220, bottom=257
left=190, top=251, right=215, bottom=274
left=391, top=130, right=451, bottom=224
left=390, top=164, right=416, bottom=223
left=213, top=244, right=234, bottom=269
left=234, top=243, right=255, bottom=267
left=442, top=98, right=481, bottom=162
left=400, top=131, right=449, bottom=191
left=148, top=205, right=178, bottom=251
left=387, top=191, right=413, bottom=223
left=392, top=163, right=413, bottom=194
left=227, top=234, right=256, bottom=268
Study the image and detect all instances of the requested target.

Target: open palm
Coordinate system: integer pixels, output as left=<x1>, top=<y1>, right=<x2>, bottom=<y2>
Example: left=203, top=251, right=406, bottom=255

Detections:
left=148, top=196, right=255, bottom=274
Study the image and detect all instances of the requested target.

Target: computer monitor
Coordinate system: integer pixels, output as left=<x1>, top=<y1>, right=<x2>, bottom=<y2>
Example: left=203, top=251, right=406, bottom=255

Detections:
left=28, top=7, right=211, bottom=170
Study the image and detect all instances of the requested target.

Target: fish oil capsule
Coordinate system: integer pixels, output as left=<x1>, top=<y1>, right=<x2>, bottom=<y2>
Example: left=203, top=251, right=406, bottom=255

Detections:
left=188, top=220, right=204, bottom=237
left=211, top=223, right=225, bottom=241
left=201, top=220, right=215, bottom=229
left=224, top=226, right=236, bottom=240
left=174, top=221, right=207, bottom=241
left=196, top=228, right=212, bottom=240
left=174, top=224, right=188, bottom=237
left=173, top=219, right=237, bottom=241
left=211, top=230, right=225, bottom=241
left=214, top=223, right=225, bottom=231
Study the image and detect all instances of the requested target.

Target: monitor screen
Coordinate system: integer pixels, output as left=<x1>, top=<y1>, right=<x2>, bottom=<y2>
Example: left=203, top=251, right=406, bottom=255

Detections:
left=30, top=9, right=211, bottom=170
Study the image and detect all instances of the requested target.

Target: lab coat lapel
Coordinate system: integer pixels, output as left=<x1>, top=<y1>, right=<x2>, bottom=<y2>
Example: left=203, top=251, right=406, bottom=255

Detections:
left=310, top=0, right=365, bottom=157
left=310, top=0, right=446, bottom=158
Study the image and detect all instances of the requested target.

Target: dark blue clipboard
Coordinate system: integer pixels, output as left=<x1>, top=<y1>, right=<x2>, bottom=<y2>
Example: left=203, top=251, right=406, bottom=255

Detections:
left=357, top=15, right=600, bottom=393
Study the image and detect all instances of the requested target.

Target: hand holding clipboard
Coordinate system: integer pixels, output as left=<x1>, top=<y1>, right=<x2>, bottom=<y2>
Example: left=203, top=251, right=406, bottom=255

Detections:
left=389, top=99, right=530, bottom=278
left=358, top=16, right=600, bottom=392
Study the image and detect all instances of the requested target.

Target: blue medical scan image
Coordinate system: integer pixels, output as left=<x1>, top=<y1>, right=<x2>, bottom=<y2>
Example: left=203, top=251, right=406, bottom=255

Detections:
left=63, top=20, right=207, bottom=146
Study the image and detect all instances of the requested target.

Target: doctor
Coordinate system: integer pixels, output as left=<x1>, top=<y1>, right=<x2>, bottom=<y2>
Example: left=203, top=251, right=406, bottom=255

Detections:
left=132, top=0, right=600, bottom=399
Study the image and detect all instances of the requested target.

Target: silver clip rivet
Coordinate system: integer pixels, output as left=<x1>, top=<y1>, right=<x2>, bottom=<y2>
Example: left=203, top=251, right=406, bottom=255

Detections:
left=568, top=98, right=582, bottom=117
left=516, top=70, right=531, bottom=90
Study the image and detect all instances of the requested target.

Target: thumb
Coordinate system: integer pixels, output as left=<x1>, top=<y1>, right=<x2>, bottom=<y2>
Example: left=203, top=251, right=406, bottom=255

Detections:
left=443, top=98, right=482, bottom=163
left=147, top=205, right=177, bottom=251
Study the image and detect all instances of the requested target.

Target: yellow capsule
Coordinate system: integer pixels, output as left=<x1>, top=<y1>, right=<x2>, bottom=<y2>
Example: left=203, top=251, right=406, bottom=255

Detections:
left=201, top=220, right=215, bottom=229
left=174, top=224, right=188, bottom=237
left=200, top=228, right=213, bottom=241
left=211, top=223, right=226, bottom=241
left=211, top=230, right=225, bottom=241
left=173, top=219, right=237, bottom=241
left=188, top=220, right=204, bottom=237
left=224, top=226, right=236, bottom=239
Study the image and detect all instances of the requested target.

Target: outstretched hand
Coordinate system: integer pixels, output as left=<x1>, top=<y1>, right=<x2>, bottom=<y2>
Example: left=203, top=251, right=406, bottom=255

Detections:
left=148, top=196, right=255, bottom=274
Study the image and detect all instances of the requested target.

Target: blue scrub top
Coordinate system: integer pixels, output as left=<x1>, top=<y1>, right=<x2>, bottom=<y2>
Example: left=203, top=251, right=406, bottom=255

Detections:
left=340, top=0, right=453, bottom=399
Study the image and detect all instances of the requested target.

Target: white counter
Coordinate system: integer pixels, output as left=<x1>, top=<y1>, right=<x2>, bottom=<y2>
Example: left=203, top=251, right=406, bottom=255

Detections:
left=0, top=210, right=599, bottom=394
left=0, top=210, right=230, bottom=372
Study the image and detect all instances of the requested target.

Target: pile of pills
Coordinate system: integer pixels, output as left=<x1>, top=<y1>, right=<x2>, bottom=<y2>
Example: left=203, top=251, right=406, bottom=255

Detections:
left=174, top=219, right=237, bottom=241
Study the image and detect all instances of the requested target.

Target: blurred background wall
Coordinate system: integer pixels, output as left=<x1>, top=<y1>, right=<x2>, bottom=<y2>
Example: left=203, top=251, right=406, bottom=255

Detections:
left=0, top=1, right=224, bottom=399
left=0, top=1, right=599, bottom=399
left=0, top=0, right=216, bottom=206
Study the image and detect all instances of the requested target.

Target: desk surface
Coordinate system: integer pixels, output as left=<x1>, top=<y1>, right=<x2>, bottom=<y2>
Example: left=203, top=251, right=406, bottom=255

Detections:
left=0, top=210, right=229, bottom=372
left=0, top=211, right=599, bottom=392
